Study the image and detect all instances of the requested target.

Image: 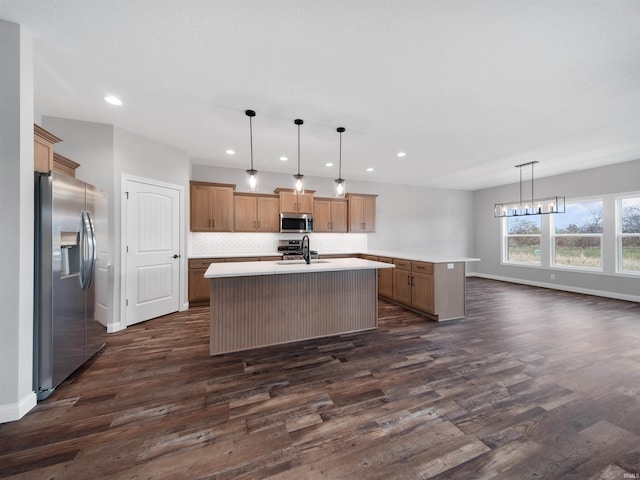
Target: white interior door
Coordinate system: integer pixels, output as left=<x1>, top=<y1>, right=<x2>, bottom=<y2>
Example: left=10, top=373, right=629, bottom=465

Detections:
left=125, top=179, right=181, bottom=326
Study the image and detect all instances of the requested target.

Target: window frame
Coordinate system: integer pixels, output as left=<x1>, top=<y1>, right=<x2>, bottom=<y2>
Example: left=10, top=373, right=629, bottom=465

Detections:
left=551, top=197, right=604, bottom=272
left=502, top=216, right=542, bottom=267
left=617, top=194, right=640, bottom=275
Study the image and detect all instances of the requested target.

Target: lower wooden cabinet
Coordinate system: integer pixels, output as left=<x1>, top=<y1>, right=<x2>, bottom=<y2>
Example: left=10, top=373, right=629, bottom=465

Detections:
left=189, top=256, right=273, bottom=303
left=377, top=256, right=394, bottom=298
left=390, top=258, right=464, bottom=320
left=188, top=258, right=223, bottom=303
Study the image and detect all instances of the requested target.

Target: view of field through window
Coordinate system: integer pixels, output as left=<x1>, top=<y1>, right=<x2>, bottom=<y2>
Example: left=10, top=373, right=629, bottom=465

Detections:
left=503, top=195, right=640, bottom=274
left=621, top=196, right=640, bottom=272
left=505, top=216, right=541, bottom=265
left=553, top=200, right=603, bottom=269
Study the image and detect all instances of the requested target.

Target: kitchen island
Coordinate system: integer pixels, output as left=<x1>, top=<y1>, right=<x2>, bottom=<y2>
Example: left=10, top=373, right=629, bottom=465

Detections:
left=204, top=258, right=394, bottom=356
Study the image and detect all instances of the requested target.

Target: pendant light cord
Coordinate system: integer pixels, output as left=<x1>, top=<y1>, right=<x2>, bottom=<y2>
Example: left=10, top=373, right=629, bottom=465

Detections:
left=339, top=130, right=342, bottom=179
left=297, top=123, right=301, bottom=176
left=249, top=115, right=254, bottom=170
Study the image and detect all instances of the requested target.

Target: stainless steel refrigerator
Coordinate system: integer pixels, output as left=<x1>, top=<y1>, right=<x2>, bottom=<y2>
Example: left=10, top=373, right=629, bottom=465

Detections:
left=34, top=171, right=108, bottom=400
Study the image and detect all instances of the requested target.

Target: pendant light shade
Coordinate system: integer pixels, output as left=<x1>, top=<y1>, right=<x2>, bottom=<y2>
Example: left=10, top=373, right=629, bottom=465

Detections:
left=335, top=127, right=346, bottom=198
left=245, top=109, right=258, bottom=192
left=293, top=119, right=304, bottom=194
left=494, top=161, right=565, bottom=217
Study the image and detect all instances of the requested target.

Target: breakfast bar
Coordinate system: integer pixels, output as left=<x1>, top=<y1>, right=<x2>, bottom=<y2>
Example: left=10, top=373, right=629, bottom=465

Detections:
left=204, top=258, right=394, bottom=356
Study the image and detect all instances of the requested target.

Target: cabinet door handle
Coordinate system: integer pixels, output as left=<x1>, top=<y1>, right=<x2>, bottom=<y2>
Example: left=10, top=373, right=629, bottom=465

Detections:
left=257, top=220, right=260, bottom=229
left=253, top=220, right=256, bottom=228
left=411, top=276, right=414, bottom=286
left=212, top=219, right=215, bottom=228
left=407, top=275, right=410, bottom=285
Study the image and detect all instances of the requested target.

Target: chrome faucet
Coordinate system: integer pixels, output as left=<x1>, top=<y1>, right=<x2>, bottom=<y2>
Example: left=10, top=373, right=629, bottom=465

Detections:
left=302, top=234, right=310, bottom=264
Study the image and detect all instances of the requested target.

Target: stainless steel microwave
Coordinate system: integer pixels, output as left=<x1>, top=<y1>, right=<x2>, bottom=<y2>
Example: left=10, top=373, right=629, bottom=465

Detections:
left=280, top=213, right=313, bottom=233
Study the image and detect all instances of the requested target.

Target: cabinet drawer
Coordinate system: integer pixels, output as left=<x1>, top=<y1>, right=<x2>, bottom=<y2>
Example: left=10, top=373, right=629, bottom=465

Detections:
left=378, top=256, right=393, bottom=264
left=225, top=257, right=260, bottom=262
left=361, top=255, right=378, bottom=261
left=189, top=258, right=223, bottom=269
left=393, top=259, right=411, bottom=271
left=412, top=261, right=433, bottom=275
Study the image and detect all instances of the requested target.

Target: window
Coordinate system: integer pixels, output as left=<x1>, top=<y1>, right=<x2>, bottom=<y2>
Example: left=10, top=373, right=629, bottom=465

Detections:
left=504, top=216, right=541, bottom=265
left=553, top=200, right=603, bottom=269
left=619, top=196, right=640, bottom=273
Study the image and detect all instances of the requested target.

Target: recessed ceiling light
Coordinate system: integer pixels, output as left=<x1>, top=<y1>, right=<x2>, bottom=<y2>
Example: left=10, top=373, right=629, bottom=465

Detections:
left=104, top=95, right=122, bottom=106
left=326, top=162, right=334, bottom=167
left=397, top=152, right=406, bottom=158
left=225, top=149, right=235, bottom=155
left=280, top=156, right=288, bottom=161
left=366, top=167, right=374, bottom=172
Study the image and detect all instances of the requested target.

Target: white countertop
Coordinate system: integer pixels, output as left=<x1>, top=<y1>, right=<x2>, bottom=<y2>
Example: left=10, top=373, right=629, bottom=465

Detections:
left=363, top=250, right=481, bottom=264
left=204, top=257, right=394, bottom=278
left=191, top=251, right=480, bottom=263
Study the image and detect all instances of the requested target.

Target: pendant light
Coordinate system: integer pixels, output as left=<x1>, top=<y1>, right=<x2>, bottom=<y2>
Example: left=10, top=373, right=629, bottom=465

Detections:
left=293, top=118, right=304, bottom=194
left=335, top=127, right=346, bottom=198
left=245, top=109, right=258, bottom=191
left=494, top=161, right=565, bottom=217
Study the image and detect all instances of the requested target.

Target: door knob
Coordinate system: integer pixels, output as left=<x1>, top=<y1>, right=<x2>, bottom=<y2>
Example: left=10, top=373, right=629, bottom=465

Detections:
left=173, top=254, right=181, bottom=259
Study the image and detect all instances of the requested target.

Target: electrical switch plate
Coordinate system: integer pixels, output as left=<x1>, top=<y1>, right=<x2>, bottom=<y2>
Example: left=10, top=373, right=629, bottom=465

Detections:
left=447, top=263, right=454, bottom=269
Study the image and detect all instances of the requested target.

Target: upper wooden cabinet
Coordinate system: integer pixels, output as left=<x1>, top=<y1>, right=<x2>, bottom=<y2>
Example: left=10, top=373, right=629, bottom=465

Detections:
left=34, top=124, right=62, bottom=173
left=53, top=153, right=80, bottom=178
left=275, top=189, right=314, bottom=214
left=190, top=181, right=235, bottom=232
left=347, top=193, right=377, bottom=232
left=313, top=198, right=348, bottom=233
left=234, top=193, right=280, bottom=232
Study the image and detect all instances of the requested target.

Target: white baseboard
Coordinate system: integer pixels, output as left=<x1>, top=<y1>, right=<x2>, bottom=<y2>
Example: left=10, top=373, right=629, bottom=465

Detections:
left=107, top=320, right=126, bottom=333
left=0, top=391, right=37, bottom=424
left=469, top=272, right=640, bottom=303
left=181, top=302, right=189, bottom=311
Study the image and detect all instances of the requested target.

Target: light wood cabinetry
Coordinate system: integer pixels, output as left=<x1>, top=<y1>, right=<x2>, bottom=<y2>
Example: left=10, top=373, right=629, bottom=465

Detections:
left=377, top=256, right=394, bottom=299
left=393, top=260, right=413, bottom=305
left=275, top=189, right=314, bottom=214
left=34, top=124, right=62, bottom=173
left=313, top=198, right=348, bottom=233
left=190, top=181, right=235, bottom=232
left=393, top=259, right=434, bottom=313
left=362, top=255, right=394, bottom=299
left=52, top=153, right=80, bottom=177
left=390, top=257, right=465, bottom=321
left=189, top=256, right=279, bottom=303
left=347, top=193, right=377, bottom=232
left=189, top=258, right=224, bottom=302
left=410, top=262, right=434, bottom=313
left=234, top=194, right=279, bottom=232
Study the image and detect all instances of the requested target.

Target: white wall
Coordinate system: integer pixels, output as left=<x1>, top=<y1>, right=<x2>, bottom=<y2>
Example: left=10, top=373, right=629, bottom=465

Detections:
left=0, top=20, right=37, bottom=422
left=473, top=158, right=640, bottom=300
left=113, top=127, right=190, bottom=324
left=191, top=164, right=476, bottom=257
left=40, top=118, right=190, bottom=331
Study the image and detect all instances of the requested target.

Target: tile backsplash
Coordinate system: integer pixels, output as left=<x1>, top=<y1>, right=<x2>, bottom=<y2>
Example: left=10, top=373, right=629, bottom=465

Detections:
left=189, top=232, right=368, bottom=256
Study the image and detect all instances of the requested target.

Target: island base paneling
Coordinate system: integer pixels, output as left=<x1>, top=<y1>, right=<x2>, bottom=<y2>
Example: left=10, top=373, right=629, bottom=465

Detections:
left=209, top=269, right=377, bottom=355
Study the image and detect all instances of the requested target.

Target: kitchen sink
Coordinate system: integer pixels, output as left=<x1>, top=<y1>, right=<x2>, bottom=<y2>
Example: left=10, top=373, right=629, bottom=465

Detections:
left=275, top=260, right=331, bottom=265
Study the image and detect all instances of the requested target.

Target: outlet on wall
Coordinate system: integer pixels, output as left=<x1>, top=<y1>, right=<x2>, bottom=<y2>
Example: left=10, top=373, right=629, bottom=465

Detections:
left=550, top=273, right=556, bottom=280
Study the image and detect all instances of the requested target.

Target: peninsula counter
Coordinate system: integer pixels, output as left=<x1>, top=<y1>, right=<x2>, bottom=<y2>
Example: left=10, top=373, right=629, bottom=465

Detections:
left=204, top=258, right=394, bottom=355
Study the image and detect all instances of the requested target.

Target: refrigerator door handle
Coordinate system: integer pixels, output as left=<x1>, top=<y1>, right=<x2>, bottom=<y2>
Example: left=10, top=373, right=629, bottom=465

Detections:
left=79, top=210, right=87, bottom=289
left=86, top=211, right=97, bottom=289
left=79, top=210, right=96, bottom=290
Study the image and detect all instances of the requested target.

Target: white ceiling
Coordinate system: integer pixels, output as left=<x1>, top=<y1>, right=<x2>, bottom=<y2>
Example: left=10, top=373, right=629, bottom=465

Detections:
left=2, top=0, right=639, bottom=190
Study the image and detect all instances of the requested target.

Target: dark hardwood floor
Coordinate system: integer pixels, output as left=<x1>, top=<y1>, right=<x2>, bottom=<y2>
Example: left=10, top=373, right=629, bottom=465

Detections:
left=2, top=278, right=640, bottom=479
